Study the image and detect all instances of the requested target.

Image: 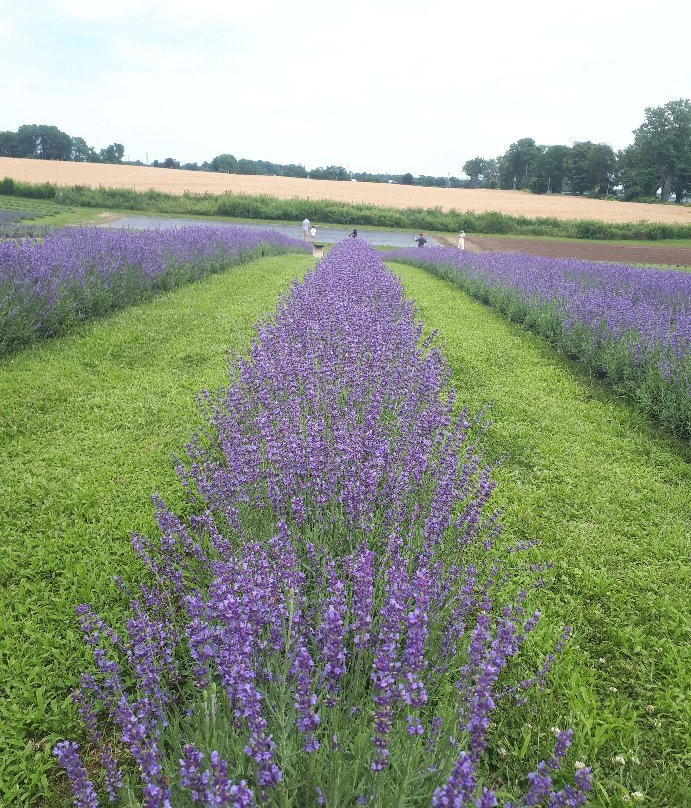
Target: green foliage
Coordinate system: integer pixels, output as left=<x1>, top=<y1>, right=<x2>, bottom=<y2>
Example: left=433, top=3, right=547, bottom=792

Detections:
left=4, top=178, right=690, bottom=240
left=632, top=99, right=691, bottom=201
left=210, top=153, right=238, bottom=173
left=0, top=130, right=19, bottom=157
left=70, top=136, right=99, bottom=163
left=14, top=124, right=73, bottom=161
left=566, top=142, right=616, bottom=196
left=0, top=253, right=316, bottom=808
left=462, top=157, right=488, bottom=187
left=499, top=138, right=541, bottom=189
left=534, top=145, right=569, bottom=194
left=99, top=143, right=125, bottom=163
left=529, top=176, right=549, bottom=194
left=393, top=262, right=691, bottom=808
left=464, top=98, right=690, bottom=202
left=400, top=172, right=415, bottom=185
left=310, top=164, right=351, bottom=180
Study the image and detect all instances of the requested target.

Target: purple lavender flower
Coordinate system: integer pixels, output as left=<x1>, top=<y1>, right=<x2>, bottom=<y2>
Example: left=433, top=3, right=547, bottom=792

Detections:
left=180, top=745, right=255, bottom=806
left=57, top=238, right=592, bottom=806
left=432, top=751, right=476, bottom=807
left=0, top=225, right=310, bottom=354
left=53, top=741, right=99, bottom=808
left=101, top=746, right=122, bottom=803
left=292, top=641, right=321, bottom=752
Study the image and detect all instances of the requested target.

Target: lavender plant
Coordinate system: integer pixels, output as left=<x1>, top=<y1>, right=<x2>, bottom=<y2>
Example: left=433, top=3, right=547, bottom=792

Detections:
left=55, top=241, right=592, bottom=807
left=388, top=247, right=691, bottom=438
left=0, top=225, right=309, bottom=354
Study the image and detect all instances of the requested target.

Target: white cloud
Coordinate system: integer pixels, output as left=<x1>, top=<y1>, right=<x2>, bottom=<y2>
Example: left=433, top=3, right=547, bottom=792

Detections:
left=2, top=0, right=690, bottom=174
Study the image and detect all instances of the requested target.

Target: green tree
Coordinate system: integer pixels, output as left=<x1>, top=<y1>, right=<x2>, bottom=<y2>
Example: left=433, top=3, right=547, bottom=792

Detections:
left=499, top=138, right=542, bottom=189
left=671, top=156, right=691, bottom=203
left=588, top=143, right=616, bottom=195
left=482, top=158, right=500, bottom=188
left=632, top=99, right=691, bottom=201
left=533, top=145, right=569, bottom=193
left=211, top=154, right=238, bottom=173
left=15, top=124, right=72, bottom=160
left=70, top=136, right=98, bottom=162
left=617, top=145, right=658, bottom=200
left=462, top=157, right=488, bottom=188
left=400, top=172, right=415, bottom=185
left=0, top=131, right=19, bottom=157
left=99, top=143, right=125, bottom=163
left=238, top=158, right=262, bottom=174
left=310, top=165, right=350, bottom=181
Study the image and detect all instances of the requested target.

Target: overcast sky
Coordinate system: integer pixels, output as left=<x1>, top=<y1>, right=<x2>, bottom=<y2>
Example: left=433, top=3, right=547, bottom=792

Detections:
left=1, top=0, right=689, bottom=176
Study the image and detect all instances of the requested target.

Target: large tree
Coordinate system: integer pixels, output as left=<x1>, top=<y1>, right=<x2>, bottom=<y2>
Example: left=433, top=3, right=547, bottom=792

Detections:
left=533, top=145, right=570, bottom=193
left=15, top=124, right=73, bottom=160
left=211, top=153, right=238, bottom=173
left=0, top=131, right=19, bottom=157
left=632, top=98, right=691, bottom=201
left=99, top=143, right=125, bottom=163
left=617, top=145, right=659, bottom=200
left=462, top=157, right=488, bottom=188
left=499, top=138, right=542, bottom=189
left=70, top=136, right=99, bottom=162
left=565, top=141, right=616, bottom=195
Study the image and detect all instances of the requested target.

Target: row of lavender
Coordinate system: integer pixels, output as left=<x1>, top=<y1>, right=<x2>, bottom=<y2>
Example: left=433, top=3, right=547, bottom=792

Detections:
left=55, top=240, right=592, bottom=807
left=388, top=248, right=691, bottom=439
left=0, top=225, right=310, bottom=355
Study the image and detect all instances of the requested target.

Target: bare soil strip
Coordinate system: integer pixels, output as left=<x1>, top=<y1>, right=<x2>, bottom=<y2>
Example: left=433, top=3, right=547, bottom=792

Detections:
left=2, top=157, right=690, bottom=225
left=458, top=235, right=691, bottom=266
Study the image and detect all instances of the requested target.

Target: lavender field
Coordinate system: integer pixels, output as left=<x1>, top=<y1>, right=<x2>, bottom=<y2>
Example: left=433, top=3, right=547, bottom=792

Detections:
left=388, top=247, right=691, bottom=439
left=52, top=240, right=592, bottom=807
left=0, top=225, right=309, bottom=355
left=4, top=232, right=688, bottom=808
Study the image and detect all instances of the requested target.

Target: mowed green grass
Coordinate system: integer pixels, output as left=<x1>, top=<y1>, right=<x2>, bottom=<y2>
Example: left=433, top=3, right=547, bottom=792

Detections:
left=0, top=253, right=315, bottom=807
left=392, top=262, right=690, bottom=808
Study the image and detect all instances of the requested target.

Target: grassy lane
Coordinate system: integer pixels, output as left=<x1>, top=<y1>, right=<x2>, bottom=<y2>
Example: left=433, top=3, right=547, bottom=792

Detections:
left=393, top=263, right=690, bottom=808
left=0, top=253, right=314, bottom=807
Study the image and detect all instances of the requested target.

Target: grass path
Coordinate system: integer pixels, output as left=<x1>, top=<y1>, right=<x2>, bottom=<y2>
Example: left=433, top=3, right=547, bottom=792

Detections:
left=0, top=253, right=315, bottom=807
left=393, top=262, right=690, bottom=808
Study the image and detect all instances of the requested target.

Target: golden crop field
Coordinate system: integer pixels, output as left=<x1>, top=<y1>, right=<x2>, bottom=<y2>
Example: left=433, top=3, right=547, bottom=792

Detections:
left=2, top=156, right=690, bottom=225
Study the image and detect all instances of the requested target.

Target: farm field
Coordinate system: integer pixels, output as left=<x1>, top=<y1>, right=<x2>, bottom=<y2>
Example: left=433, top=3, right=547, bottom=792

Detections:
left=389, top=247, right=691, bottom=439
left=0, top=254, right=315, bottom=806
left=2, top=156, right=690, bottom=225
left=437, top=234, right=691, bottom=268
left=0, top=241, right=688, bottom=807
left=394, top=262, right=691, bottom=807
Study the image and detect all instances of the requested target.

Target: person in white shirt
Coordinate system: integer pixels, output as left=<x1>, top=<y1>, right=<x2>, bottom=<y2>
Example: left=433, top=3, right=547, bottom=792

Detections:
left=310, top=225, right=317, bottom=241
left=302, top=218, right=310, bottom=240
left=458, top=231, right=465, bottom=250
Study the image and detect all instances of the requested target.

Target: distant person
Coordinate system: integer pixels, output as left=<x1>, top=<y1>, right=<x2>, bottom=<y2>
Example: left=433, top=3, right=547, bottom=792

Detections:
left=302, top=218, right=310, bottom=240
left=310, top=225, right=317, bottom=241
left=349, top=228, right=358, bottom=238
left=458, top=231, right=465, bottom=250
left=414, top=232, right=427, bottom=248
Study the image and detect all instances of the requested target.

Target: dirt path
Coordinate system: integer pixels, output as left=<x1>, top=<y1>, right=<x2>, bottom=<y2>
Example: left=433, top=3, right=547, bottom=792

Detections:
left=436, top=234, right=691, bottom=266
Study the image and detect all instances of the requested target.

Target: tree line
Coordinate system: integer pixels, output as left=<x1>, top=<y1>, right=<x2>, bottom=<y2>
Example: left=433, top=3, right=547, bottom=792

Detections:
left=2, top=100, right=688, bottom=201
left=0, top=124, right=465, bottom=189
left=142, top=156, right=465, bottom=188
left=462, top=99, right=690, bottom=202
left=0, top=124, right=125, bottom=165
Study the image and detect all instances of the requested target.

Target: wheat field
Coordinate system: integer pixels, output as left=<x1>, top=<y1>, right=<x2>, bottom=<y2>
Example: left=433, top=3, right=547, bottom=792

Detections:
left=2, top=157, right=690, bottom=225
